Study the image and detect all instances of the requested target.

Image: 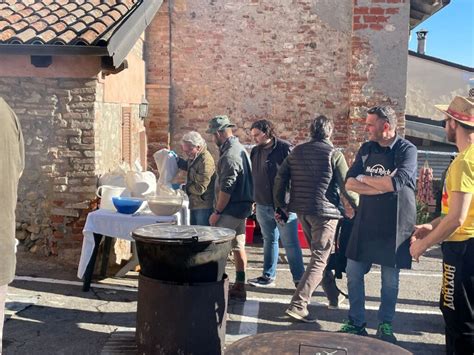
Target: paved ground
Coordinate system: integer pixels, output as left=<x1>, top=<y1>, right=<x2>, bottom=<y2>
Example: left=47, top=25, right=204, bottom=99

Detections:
left=3, top=242, right=445, bottom=354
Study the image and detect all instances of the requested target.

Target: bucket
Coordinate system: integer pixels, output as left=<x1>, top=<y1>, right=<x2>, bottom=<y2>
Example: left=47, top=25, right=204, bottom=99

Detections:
left=96, top=185, right=126, bottom=211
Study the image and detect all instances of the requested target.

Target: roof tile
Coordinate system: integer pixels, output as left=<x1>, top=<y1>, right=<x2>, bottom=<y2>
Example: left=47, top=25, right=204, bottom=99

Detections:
left=0, top=0, right=140, bottom=46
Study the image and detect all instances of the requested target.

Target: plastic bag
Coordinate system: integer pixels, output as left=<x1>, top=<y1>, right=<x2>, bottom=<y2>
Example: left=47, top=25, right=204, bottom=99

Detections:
left=153, top=149, right=179, bottom=187
left=125, top=160, right=157, bottom=198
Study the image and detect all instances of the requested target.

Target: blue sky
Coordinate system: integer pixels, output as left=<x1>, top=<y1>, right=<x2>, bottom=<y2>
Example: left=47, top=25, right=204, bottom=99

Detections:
left=408, top=0, right=474, bottom=67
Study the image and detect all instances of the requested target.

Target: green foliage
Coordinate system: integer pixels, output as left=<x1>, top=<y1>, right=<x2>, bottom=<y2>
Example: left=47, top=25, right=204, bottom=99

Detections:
left=416, top=199, right=432, bottom=225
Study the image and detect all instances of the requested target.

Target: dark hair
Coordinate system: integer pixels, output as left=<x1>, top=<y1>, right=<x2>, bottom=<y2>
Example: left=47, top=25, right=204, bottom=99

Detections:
left=367, top=105, right=397, bottom=129
left=310, top=115, right=333, bottom=140
left=458, top=120, right=474, bottom=131
left=250, top=119, right=275, bottom=139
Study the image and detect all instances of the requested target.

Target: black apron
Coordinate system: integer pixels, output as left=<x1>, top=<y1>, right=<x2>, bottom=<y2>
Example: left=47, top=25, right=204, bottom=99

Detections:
left=346, top=145, right=415, bottom=269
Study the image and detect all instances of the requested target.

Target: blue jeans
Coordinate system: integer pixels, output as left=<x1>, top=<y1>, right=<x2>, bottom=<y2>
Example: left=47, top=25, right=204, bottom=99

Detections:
left=346, top=258, right=400, bottom=327
left=256, top=204, right=305, bottom=282
left=190, top=208, right=213, bottom=226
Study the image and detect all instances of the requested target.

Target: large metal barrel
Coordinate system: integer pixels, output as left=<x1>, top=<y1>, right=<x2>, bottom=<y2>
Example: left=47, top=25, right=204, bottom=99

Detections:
left=136, top=274, right=229, bottom=355
left=132, top=224, right=236, bottom=283
left=225, top=330, right=412, bottom=354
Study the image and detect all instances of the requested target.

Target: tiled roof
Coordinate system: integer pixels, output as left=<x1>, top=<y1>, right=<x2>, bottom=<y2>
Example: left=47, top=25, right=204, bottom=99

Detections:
left=0, top=0, right=140, bottom=46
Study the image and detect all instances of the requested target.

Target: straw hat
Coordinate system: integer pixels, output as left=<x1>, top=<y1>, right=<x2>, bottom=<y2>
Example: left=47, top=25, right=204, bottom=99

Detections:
left=434, top=96, right=474, bottom=127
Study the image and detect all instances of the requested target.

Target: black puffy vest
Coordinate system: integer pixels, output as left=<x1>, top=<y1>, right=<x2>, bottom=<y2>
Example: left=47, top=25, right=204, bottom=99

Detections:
left=287, top=139, right=341, bottom=218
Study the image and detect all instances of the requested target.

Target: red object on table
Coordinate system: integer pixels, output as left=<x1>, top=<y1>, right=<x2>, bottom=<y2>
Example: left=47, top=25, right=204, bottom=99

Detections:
left=245, top=219, right=256, bottom=244
left=298, top=223, right=310, bottom=249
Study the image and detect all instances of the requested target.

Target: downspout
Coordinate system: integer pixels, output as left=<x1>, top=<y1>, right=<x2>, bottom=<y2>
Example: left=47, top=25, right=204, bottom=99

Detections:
left=168, top=0, right=173, bottom=148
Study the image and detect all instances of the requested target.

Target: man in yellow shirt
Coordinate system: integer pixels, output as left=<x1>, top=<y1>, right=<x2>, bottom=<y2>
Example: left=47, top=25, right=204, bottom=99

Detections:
left=411, top=96, right=474, bottom=355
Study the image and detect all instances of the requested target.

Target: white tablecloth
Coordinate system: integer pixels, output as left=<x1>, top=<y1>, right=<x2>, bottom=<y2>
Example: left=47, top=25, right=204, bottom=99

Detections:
left=77, top=209, right=181, bottom=279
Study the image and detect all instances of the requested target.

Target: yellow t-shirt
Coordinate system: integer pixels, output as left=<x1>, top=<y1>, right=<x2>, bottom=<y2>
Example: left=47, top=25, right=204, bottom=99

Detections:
left=441, top=144, right=474, bottom=242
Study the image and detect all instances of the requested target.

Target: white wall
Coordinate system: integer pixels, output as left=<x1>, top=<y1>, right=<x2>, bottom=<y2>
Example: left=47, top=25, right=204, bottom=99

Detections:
left=406, top=54, right=473, bottom=119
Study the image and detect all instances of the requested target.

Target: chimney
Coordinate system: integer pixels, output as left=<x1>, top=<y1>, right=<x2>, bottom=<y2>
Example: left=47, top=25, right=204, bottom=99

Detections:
left=416, top=29, right=428, bottom=55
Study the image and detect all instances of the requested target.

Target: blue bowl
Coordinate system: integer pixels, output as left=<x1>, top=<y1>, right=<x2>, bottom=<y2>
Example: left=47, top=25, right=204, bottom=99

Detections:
left=112, top=197, right=143, bottom=214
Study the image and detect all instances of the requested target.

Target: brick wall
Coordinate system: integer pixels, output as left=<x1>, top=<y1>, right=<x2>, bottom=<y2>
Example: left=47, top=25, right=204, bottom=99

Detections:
left=146, top=0, right=411, bottom=164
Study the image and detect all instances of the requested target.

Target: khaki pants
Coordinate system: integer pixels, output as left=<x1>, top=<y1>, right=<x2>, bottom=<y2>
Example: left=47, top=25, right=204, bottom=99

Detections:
left=290, top=215, right=339, bottom=310
left=0, top=284, right=7, bottom=355
left=215, top=214, right=246, bottom=251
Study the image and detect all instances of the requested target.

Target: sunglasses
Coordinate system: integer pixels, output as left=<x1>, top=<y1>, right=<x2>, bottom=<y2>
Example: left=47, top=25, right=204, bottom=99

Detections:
left=441, top=118, right=451, bottom=128
left=367, top=106, right=389, bottom=120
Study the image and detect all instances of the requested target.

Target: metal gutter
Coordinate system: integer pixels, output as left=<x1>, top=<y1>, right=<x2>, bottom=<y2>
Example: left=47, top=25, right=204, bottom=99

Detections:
left=105, top=0, right=164, bottom=67
left=0, top=0, right=164, bottom=69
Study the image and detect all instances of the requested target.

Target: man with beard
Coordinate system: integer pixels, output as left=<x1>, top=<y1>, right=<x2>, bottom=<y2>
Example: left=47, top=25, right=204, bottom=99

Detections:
left=207, top=115, right=253, bottom=300
left=340, top=105, right=417, bottom=344
left=411, top=96, right=474, bottom=355
left=247, top=119, right=304, bottom=288
left=0, top=98, right=24, bottom=353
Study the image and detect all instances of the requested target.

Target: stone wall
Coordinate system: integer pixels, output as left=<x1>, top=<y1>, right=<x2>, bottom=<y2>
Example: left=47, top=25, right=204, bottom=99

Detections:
left=146, top=0, right=411, bottom=164
left=0, top=77, right=99, bottom=260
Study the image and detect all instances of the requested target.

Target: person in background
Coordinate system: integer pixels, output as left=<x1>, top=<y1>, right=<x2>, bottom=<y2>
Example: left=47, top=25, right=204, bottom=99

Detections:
left=207, top=115, right=253, bottom=301
left=247, top=119, right=304, bottom=288
left=274, top=115, right=358, bottom=322
left=0, top=97, right=25, bottom=354
left=411, top=96, right=474, bottom=355
left=341, top=105, right=417, bottom=344
left=177, top=131, right=216, bottom=226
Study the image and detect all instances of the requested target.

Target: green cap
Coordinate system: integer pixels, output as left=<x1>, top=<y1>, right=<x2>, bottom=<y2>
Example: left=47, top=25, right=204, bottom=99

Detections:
left=206, top=115, right=236, bottom=133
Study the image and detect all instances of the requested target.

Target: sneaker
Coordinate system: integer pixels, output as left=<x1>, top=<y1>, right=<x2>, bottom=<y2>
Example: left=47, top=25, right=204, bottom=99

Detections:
left=248, top=276, right=275, bottom=288
left=229, top=282, right=247, bottom=301
left=338, top=320, right=368, bottom=336
left=376, top=322, right=397, bottom=344
left=285, top=306, right=317, bottom=323
left=328, top=295, right=347, bottom=310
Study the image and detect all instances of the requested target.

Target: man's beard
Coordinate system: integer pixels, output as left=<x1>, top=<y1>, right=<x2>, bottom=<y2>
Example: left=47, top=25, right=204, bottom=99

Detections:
left=446, top=126, right=456, bottom=143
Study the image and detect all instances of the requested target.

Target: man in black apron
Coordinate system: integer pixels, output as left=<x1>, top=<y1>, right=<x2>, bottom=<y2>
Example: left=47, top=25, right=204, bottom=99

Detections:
left=411, top=96, right=474, bottom=355
left=339, top=106, right=417, bottom=344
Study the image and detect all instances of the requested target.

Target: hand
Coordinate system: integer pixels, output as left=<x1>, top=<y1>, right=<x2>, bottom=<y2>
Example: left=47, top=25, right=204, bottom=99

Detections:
left=274, top=207, right=288, bottom=224
left=411, top=223, right=433, bottom=243
left=209, top=212, right=220, bottom=226
left=410, top=239, right=428, bottom=262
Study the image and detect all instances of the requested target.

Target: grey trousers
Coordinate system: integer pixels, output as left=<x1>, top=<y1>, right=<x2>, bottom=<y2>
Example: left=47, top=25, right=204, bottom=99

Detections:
left=290, top=215, right=339, bottom=310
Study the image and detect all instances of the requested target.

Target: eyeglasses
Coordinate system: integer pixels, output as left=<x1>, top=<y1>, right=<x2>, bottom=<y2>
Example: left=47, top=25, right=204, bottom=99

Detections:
left=441, top=118, right=451, bottom=128
left=367, top=106, right=389, bottom=120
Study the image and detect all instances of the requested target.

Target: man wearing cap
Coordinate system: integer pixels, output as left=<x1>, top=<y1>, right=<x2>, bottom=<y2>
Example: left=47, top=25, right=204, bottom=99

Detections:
left=0, top=97, right=24, bottom=353
left=411, top=96, right=474, bottom=354
left=340, top=105, right=417, bottom=343
left=207, top=115, right=253, bottom=300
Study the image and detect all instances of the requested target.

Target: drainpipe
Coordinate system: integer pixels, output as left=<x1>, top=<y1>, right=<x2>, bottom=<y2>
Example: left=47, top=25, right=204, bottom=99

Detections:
left=168, top=0, right=173, bottom=149
left=416, top=29, right=428, bottom=55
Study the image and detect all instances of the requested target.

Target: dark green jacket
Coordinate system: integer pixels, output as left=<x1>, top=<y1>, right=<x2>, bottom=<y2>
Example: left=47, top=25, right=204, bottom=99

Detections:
left=177, top=148, right=216, bottom=210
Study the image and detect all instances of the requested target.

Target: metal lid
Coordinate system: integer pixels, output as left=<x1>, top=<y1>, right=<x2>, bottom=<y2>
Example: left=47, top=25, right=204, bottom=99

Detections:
left=132, top=224, right=236, bottom=244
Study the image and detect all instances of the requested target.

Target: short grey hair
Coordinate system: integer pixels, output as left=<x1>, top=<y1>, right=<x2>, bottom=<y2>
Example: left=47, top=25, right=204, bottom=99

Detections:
left=182, top=131, right=206, bottom=148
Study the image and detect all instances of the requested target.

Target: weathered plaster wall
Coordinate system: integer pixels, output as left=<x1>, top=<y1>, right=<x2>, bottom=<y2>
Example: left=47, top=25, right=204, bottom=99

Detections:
left=406, top=54, right=472, bottom=119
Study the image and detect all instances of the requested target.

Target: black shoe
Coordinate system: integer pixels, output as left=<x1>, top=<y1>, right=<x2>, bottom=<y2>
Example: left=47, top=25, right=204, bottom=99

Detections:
left=248, top=275, right=276, bottom=287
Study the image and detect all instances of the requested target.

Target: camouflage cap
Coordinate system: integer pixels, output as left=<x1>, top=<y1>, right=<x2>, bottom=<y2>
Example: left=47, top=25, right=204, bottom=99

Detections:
left=206, top=115, right=236, bottom=133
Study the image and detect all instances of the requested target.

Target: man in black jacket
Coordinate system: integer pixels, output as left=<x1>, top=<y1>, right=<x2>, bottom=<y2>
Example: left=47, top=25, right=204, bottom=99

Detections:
left=341, top=105, right=417, bottom=344
left=274, top=115, right=358, bottom=322
left=248, top=120, right=304, bottom=288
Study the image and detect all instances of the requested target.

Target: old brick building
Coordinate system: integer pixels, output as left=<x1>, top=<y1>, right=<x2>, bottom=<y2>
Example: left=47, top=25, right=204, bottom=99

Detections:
left=0, top=0, right=449, bottom=264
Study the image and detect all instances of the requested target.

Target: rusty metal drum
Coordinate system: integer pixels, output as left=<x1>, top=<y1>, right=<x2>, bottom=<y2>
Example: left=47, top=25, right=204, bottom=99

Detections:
left=225, top=330, right=412, bottom=355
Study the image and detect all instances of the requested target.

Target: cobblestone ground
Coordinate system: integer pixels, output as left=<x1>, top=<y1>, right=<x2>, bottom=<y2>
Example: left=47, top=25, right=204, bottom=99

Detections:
left=3, top=244, right=444, bottom=354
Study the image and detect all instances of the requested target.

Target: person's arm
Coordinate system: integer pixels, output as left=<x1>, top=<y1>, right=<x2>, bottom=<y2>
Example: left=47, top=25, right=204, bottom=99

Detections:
left=410, top=191, right=472, bottom=261
left=345, top=146, right=382, bottom=195
left=361, top=144, right=418, bottom=193
left=209, top=159, right=239, bottom=225
left=273, top=156, right=291, bottom=209
left=332, top=150, right=359, bottom=208
left=186, top=158, right=215, bottom=196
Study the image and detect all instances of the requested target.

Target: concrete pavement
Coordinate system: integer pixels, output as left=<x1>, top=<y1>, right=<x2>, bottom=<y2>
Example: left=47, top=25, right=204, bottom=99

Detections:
left=3, top=244, right=445, bottom=354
